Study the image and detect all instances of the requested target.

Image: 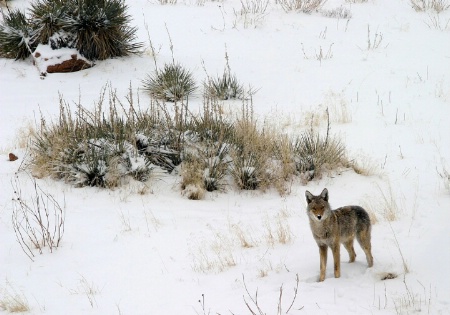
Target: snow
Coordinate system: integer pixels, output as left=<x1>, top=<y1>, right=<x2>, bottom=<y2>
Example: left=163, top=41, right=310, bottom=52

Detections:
left=1, top=0, right=450, bottom=314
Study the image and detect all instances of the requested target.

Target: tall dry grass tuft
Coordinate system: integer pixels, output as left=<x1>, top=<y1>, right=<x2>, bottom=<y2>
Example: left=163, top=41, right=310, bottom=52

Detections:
left=410, top=0, right=450, bottom=12
left=0, top=282, right=30, bottom=313
left=230, top=100, right=274, bottom=190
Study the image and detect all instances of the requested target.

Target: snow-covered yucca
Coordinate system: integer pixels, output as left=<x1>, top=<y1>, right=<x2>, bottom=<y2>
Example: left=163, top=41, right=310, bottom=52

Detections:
left=204, top=72, right=244, bottom=100
left=63, top=0, right=143, bottom=60
left=29, top=0, right=70, bottom=48
left=293, top=126, right=346, bottom=182
left=143, top=63, right=197, bottom=102
left=1, top=0, right=142, bottom=61
left=0, top=9, right=35, bottom=59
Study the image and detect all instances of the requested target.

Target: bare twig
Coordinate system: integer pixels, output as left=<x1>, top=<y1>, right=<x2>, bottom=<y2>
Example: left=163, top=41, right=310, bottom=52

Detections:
left=11, top=173, right=65, bottom=261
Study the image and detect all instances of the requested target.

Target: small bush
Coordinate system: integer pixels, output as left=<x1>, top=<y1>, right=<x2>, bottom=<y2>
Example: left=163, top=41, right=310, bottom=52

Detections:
left=143, top=63, right=197, bottom=102
left=0, top=9, right=35, bottom=59
left=11, top=174, right=65, bottom=261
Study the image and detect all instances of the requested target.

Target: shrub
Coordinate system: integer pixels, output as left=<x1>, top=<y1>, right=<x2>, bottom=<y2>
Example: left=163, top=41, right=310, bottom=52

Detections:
left=143, top=63, right=197, bottom=102
left=0, top=9, right=35, bottom=59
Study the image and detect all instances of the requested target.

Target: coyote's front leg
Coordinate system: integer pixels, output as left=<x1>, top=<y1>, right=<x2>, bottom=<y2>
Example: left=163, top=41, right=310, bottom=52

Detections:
left=319, top=245, right=328, bottom=282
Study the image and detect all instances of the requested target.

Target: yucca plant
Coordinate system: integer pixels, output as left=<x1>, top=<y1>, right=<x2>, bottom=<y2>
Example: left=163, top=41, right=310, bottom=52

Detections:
left=0, top=9, right=36, bottom=59
left=293, top=130, right=346, bottom=179
left=231, top=152, right=262, bottom=190
left=143, top=63, right=197, bottom=102
left=202, top=142, right=230, bottom=191
left=204, top=72, right=244, bottom=100
left=29, top=0, right=75, bottom=49
left=62, top=0, right=143, bottom=60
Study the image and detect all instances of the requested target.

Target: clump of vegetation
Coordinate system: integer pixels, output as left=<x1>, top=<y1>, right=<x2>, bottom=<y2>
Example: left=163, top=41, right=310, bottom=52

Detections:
left=29, top=85, right=350, bottom=197
left=0, top=0, right=142, bottom=61
left=278, top=0, right=326, bottom=13
left=322, top=6, right=352, bottom=19
left=0, top=9, right=35, bottom=59
left=410, top=0, right=450, bottom=13
left=204, top=71, right=244, bottom=100
left=64, top=0, right=142, bottom=60
left=143, top=63, right=197, bottom=102
left=293, top=110, right=346, bottom=182
left=203, top=50, right=247, bottom=101
left=29, top=0, right=72, bottom=49
left=32, top=86, right=160, bottom=187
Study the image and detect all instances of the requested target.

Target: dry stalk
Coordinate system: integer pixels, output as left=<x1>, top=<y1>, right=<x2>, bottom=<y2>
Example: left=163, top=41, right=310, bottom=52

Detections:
left=11, top=173, right=65, bottom=261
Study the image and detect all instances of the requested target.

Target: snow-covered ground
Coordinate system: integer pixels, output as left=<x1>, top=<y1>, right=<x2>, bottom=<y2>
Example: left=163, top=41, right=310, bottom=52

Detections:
left=1, top=0, right=450, bottom=314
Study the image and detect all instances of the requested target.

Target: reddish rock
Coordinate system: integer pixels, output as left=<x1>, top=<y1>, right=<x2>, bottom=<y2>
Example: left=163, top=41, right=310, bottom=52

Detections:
left=9, top=153, right=18, bottom=161
left=46, top=54, right=92, bottom=73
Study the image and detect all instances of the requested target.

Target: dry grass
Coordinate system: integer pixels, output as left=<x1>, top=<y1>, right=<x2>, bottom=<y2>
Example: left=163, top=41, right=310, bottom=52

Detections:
left=410, top=0, right=450, bottom=12
left=231, top=223, right=256, bottom=248
left=345, top=0, right=368, bottom=3
left=362, top=183, right=402, bottom=223
left=233, top=0, right=269, bottom=29
left=324, top=91, right=353, bottom=124
left=0, top=283, right=30, bottom=313
left=278, top=0, right=326, bottom=13
left=181, top=157, right=206, bottom=200
left=425, top=13, right=450, bottom=30
left=230, top=107, right=275, bottom=190
left=29, top=84, right=350, bottom=195
left=69, top=276, right=100, bottom=308
left=191, top=232, right=236, bottom=273
left=350, top=155, right=381, bottom=177
left=264, top=210, right=294, bottom=246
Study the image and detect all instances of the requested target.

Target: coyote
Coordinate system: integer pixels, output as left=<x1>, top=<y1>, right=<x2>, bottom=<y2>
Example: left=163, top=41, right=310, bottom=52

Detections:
left=305, top=188, right=373, bottom=281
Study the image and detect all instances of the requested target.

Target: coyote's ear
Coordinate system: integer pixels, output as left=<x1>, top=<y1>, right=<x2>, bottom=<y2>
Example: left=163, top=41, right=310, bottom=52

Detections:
left=320, top=188, right=329, bottom=201
left=305, top=190, right=313, bottom=204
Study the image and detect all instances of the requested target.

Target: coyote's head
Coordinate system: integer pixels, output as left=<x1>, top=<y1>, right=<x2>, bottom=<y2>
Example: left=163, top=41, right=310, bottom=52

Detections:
left=305, top=188, right=331, bottom=221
